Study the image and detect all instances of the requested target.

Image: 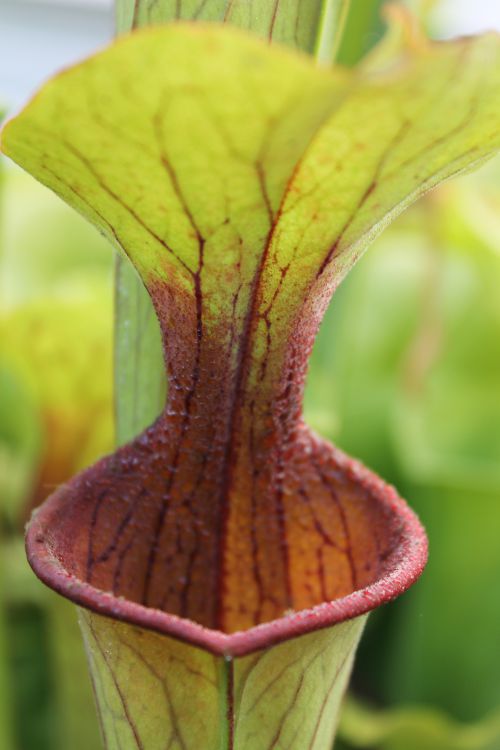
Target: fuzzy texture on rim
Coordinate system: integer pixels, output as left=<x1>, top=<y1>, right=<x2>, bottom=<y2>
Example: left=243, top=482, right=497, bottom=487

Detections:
left=26, top=444, right=427, bottom=658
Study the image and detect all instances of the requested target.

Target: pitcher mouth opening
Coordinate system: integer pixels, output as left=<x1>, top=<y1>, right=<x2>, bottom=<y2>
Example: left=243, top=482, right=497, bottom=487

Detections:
left=26, top=444, right=427, bottom=658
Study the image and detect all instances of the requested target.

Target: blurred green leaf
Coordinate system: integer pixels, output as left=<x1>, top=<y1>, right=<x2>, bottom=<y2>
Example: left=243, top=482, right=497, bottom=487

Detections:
left=1, top=289, right=114, bottom=523
left=0, top=167, right=112, bottom=750
left=0, top=365, right=42, bottom=529
left=383, top=485, right=500, bottom=722
left=339, top=697, right=500, bottom=750
left=0, top=556, right=15, bottom=750
left=2, top=538, right=102, bottom=750
left=384, top=180, right=500, bottom=720
left=0, top=168, right=111, bottom=311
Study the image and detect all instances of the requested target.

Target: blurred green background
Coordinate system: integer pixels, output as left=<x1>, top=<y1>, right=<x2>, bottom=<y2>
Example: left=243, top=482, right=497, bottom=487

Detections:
left=1, top=1, right=500, bottom=749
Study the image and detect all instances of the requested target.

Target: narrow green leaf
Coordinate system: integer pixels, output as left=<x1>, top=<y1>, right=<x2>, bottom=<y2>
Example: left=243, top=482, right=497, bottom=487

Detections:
left=336, top=0, right=385, bottom=66
left=114, top=257, right=165, bottom=444
left=314, top=0, right=351, bottom=65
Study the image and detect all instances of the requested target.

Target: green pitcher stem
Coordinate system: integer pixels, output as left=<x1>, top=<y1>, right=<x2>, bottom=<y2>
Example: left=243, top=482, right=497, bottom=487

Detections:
left=113, top=0, right=351, bottom=446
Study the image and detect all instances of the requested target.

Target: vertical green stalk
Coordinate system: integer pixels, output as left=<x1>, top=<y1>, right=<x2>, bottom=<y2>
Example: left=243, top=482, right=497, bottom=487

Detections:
left=113, top=0, right=351, bottom=446
left=114, top=259, right=164, bottom=443
left=314, top=0, right=351, bottom=65
left=336, top=0, right=385, bottom=66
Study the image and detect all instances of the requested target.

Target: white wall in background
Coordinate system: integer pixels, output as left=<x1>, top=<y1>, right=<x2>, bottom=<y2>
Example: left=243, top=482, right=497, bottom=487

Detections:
left=0, top=1, right=113, bottom=113
left=431, top=0, right=500, bottom=37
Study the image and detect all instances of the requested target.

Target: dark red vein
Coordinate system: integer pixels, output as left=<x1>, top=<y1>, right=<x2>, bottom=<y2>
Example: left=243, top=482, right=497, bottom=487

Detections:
left=88, top=621, right=146, bottom=750
left=141, top=113, right=207, bottom=606
left=119, top=637, right=189, bottom=750
left=268, top=0, right=281, bottom=42
left=213, top=127, right=318, bottom=628
left=60, top=139, right=193, bottom=277
left=311, top=451, right=358, bottom=590
left=243, top=653, right=303, bottom=716
left=223, top=0, right=235, bottom=21
left=267, top=673, right=305, bottom=749
left=86, top=487, right=112, bottom=580
left=306, top=647, right=353, bottom=750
